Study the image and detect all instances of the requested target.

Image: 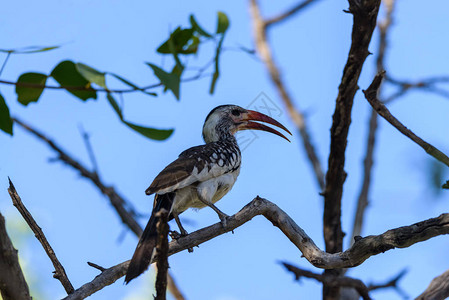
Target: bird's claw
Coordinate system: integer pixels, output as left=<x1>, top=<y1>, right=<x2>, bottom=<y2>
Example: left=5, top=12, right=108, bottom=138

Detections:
left=219, top=213, right=230, bottom=227
left=169, top=230, right=188, bottom=240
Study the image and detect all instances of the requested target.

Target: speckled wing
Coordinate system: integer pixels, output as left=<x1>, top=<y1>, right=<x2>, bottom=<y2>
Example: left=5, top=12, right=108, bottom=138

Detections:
left=145, top=142, right=241, bottom=195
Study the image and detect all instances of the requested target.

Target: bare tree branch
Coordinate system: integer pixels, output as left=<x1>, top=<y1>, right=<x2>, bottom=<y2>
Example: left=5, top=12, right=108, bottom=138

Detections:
left=0, top=212, right=31, bottom=300
left=350, top=0, right=396, bottom=247
left=249, top=0, right=325, bottom=190
left=368, top=268, right=408, bottom=299
left=264, top=0, right=323, bottom=28
left=416, top=269, right=449, bottom=300
left=281, top=262, right=372, bottom=300
left=63, top=197, right=449, bottom=299
left=7, top=179, right=74, bottom=294
left=323, top=0, right=381, bottom=252
left=363, top=72, right=449, bottom=168
left=155, top=209, right=170, bottom=300
left=62, top=261, right=129, bottom=300
left=322, top=1, right=381, bottom=298
left=13, top=117, right=143, bottom=237
left=384, top=75, right=449, bottom=103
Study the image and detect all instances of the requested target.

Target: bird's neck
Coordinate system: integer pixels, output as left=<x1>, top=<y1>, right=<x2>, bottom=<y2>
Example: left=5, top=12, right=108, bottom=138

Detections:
left=207, top=131, right=237, bottom=145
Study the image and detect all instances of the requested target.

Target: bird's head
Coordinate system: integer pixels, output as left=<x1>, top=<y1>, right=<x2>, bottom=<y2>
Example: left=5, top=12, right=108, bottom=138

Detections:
left=202, top=104, right=291, bottom=143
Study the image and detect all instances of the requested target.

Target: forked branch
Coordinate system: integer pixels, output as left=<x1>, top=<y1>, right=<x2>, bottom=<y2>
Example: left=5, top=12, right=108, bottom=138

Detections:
left=63, top=197, right=449, bottom=299
left=363, top=72, right=449, bottom=168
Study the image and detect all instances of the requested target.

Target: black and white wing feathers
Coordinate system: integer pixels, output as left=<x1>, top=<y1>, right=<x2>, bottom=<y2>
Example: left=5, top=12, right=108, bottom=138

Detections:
left=145, top=141, right=240, bottom=195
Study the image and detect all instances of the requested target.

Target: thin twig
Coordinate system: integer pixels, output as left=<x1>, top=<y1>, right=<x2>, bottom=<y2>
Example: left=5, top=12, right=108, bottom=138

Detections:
left=264, top=0, right=322, bottom=28
left=87, top=262, right=106, bottom=272
left=281, top=262, right=372, bottom=300
left=12, top=117, right=143, bottom=236
left=249, top=0, right=325, bottom=190
left=155, top=209, right=170, bottom=300
left=363, top=72, right=449, bottom=168
left=0, top=52, right=11, bottom=76
left=63, top=196, right=449, bottom=299
left=350, top=0, right=395, bottom=247
left=384, top=75, right=449, bottom=103
left=0, top=212, right=31, bottom=300
left=78, top=125, right=99, bottom=176
left=368, top=268, right=408, bottom=299
left=0, top=72, right=209, bottom=95
left=7, top=179, right=74, bottom=294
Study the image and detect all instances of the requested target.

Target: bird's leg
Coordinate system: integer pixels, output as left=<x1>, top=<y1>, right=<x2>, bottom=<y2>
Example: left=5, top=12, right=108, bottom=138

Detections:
left=169, top=212, right=188, bottom=239
left=173, top=213, right=188, bottom=237
left=197, top=196, right=230, bottom=227
left=169, top=213, right=194, bottom=253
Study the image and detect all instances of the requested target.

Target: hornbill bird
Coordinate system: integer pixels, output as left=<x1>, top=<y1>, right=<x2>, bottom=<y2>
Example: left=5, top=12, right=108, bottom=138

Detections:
left=125, top=104, right=291, bottom=283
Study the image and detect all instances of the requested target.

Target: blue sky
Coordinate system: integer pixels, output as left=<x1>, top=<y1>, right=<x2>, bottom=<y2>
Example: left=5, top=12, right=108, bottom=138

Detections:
left=1, top=0, right=449, bottom=299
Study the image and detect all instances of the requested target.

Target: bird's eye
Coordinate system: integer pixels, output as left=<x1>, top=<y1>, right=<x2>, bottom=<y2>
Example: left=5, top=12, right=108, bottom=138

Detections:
left=231, top=109, right=240, bottom=116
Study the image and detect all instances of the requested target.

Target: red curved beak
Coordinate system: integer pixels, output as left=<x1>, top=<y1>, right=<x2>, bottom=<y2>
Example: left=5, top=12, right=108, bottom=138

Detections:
left=238, top=110, right=292, bottom=142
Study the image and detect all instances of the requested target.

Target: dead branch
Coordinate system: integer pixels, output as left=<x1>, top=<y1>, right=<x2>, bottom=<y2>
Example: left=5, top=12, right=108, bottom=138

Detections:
left=7, top=179, right=74, bottom=294
left=384, top=75, right=449, bottom=103
left=155, top=209, right=170, bottom=300
left=323, top=0, right=381, bottom=253
left=12, top=117, right=143, bottom=237
left=63, top=197, right=449, bottom=299
left=264, top=0, right=322, bottom=28
left=363, top=72, right=449, bottom=168
left=350, top=0, right=396, bottom=246
left=249, top=0, right=325, bottom=190
left=322, top=1, right=381, bottom=298
left=0, top=212, right=31, bottom=300
left=281, top=262, right=372, bottom=300
left=416, top=269, right=449, bottom=300
left=368, top=269, right=408, bottom=299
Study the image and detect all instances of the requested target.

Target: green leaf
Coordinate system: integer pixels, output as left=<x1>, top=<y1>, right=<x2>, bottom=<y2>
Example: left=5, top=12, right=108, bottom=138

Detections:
left=189, top=15, right=212, bottom=38
left=107, top=93, right=173, bottom=140
left=216, top=12, right=230, bottom=34
left=123, top=121, right=174, bottom=141
left=147, top=63, right=180, bottom=99
left=0, top=45, right=60, bottom=54
left=76, top=63, right=107, bottom=89
left=185, top=35, right=200, bottom=54
left=0, top=93, right=13, bottom=135
left=50, top=60, right=97, bottom=101
left=106, top=93, right=123, bottom=119
left=157, top=27, right=195, bottom=55
left=15, top=72, right=47, bottom=106
left=443, top=180, right=449, bottom=189
left=209, top=34, right=226, bottom=94
left=110, top=73, right=157, bottom=96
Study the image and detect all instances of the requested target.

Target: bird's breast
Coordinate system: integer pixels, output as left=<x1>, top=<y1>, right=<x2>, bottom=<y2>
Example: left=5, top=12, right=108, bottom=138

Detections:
left=171, top=166, right=240, bottom=214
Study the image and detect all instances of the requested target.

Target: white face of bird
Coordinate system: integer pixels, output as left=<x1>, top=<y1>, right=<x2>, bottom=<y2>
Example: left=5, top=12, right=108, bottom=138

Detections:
left=202, top=105, right=291, bottom=143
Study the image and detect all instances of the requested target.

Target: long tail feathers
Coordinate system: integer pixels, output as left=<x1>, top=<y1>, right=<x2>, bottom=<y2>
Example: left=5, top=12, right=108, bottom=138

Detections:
left=125, top=193, right=174, bottom=284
